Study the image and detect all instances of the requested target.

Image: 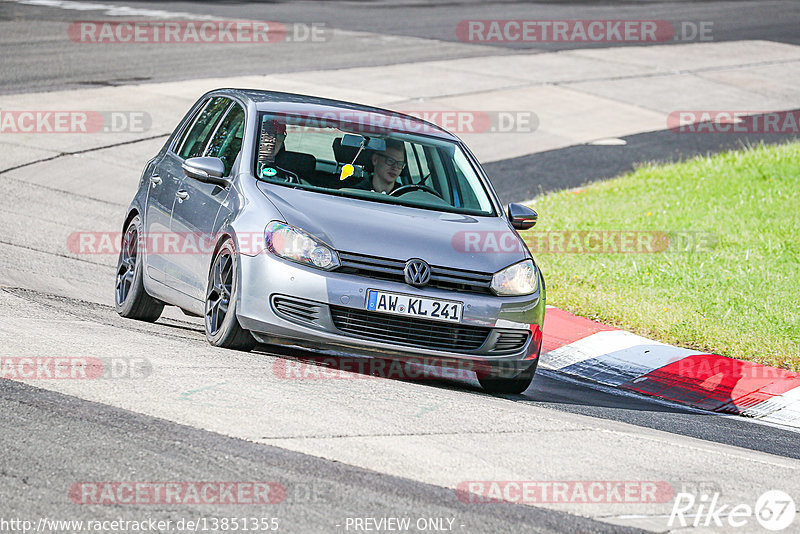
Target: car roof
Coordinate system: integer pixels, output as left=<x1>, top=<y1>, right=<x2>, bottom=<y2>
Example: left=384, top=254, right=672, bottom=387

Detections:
left=206, top=88, right=459, bottom=141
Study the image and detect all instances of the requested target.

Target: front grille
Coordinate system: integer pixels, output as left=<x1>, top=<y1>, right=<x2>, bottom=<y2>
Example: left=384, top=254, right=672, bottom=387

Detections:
left=330, top=305, right=491, bottom=352
left=272, top=296, right=323, bottom=326
left=337, top=251, right=493, bottom=294
left=493, top=331, right=530, bottom=352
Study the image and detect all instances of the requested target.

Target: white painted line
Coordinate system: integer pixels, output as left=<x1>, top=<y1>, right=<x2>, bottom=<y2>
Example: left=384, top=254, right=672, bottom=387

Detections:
left=587, top=138, right=627, bottom=146
left=12, top=0, right=219, bottom=20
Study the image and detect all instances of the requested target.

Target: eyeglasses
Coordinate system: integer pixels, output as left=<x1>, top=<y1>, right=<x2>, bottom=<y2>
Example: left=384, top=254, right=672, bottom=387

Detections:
left=377, top=154, right=406, bottom=170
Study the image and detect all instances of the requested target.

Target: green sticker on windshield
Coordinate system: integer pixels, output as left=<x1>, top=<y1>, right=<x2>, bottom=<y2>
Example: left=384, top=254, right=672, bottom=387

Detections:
left=262, top=167, right=277, bottom=177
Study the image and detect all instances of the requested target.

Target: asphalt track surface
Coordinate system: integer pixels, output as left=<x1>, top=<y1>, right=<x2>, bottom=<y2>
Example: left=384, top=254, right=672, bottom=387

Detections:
left=3, top=0, right=800, bottom=94
left=484, top=126, right=800, bottom=202
left=1, top=1, right=799, bottom=533
left=1, top=378, right=634, bottom=534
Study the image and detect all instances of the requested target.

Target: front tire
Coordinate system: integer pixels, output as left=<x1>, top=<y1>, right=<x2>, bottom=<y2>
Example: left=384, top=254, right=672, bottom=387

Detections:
left=115, top=215, right=164, bottom=322
left=477, top=359, right=538, bottom=394
left=205, top=239, right=256, bottom=351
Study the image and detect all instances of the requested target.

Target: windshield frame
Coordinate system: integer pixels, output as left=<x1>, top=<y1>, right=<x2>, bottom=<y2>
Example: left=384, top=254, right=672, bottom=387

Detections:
left=251, top=111, right=500, bottom=218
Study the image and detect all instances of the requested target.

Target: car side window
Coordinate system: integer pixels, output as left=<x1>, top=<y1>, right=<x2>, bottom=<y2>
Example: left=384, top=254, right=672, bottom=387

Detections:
left=205, top=103, right=245, bottom=176
left=177, top=97, right=231, bottom=160
left=172, top=102, right=206, bottom=154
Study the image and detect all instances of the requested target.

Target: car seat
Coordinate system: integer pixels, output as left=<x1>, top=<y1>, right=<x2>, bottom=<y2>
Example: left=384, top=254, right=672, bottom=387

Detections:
left=275, top=150, right=317, bottom=184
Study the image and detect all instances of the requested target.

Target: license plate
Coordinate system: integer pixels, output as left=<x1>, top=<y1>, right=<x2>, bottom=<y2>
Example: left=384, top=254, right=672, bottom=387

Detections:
left=366, top=290, right=463, bottom=323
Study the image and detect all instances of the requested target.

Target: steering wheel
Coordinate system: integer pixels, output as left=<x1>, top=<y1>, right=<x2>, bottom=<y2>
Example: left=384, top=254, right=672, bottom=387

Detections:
left=390, top=184, right=444, bottom=199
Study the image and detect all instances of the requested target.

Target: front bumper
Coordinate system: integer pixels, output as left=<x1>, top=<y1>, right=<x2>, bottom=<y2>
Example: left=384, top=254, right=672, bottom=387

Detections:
left=236, top=251, right=545, bottom=365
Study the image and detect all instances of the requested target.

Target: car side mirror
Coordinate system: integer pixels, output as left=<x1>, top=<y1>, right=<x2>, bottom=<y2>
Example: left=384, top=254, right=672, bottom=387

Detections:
left=507, top=203, right=538, bottom=230
left=182, top=157, right=228, bottom=186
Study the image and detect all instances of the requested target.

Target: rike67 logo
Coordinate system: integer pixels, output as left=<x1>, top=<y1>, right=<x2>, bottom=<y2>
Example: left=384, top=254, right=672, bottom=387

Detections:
left=670, top=490, right=796, bottom=531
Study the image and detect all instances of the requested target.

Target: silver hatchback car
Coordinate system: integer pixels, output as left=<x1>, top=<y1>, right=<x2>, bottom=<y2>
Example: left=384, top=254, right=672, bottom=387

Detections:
left=116, top=89, right=545, bottom=393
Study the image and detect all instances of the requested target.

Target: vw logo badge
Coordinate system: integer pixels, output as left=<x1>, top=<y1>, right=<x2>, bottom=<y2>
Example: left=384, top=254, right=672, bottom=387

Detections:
left=404, top=258, right=431, bottom=287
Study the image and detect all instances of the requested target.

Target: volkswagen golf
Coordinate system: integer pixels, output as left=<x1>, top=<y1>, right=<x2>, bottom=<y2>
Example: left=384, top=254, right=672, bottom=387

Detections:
left=115, top=89, right=545, bottom=393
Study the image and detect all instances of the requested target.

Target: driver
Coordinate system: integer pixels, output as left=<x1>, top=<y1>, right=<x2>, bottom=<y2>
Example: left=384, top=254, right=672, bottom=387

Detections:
left=257, top=119, right=297, bottom=182
left=354, top=139, right=405, bottom=194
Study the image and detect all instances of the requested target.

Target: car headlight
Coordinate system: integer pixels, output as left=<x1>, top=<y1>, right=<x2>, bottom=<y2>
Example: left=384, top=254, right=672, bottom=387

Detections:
left=491, top=259, right=539, bottom=296
left=264, top=221, right=340, bottom=270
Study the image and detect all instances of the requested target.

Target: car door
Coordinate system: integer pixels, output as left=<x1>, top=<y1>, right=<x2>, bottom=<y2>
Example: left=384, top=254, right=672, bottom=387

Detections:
left=169, top=99, right=245, bottom=301
left=143, top=102, right=206, bottom=283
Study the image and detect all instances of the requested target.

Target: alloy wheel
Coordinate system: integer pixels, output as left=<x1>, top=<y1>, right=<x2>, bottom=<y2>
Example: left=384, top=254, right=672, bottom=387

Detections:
left=115, top=224, right=138, bottom=306
left=205, top=249, right=233, bottom=335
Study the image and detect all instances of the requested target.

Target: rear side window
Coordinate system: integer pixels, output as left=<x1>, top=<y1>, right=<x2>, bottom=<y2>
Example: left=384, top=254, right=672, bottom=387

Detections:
left=177, top=97, right=230, bottom=160
left=205, top=103, right=245, bottom=176
left=172, top=103, right=204, bottom=154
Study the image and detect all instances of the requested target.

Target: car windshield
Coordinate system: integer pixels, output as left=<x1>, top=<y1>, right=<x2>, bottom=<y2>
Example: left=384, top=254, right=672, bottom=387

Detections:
left=254, top=111, right=496, bottom=216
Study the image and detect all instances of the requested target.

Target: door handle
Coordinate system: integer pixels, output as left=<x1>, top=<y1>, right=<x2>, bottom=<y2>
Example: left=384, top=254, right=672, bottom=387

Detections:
left=149, top=174, right=162, bottom=185
left=176, top=190, right=189, bottom=202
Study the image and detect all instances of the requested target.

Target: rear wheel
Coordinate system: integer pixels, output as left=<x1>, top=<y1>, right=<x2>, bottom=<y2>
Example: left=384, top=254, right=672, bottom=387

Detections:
left=477, top=359, right=538, bottom=394
left=115, top=215, right=164, bottom=322
left=205, top=239, right=256, bottom=351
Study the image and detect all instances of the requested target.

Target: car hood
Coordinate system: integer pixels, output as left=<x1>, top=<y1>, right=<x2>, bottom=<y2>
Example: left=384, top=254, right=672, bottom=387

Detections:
left=256, top=183, right=529, bottom=273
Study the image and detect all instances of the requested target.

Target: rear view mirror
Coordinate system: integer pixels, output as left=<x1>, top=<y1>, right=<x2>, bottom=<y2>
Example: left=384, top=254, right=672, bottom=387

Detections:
left=507, top=203, right=538, bottom=230
left=340, top=134, right=364, bottom=148
left=341, top=133, right=386, bottom=152
left=182, top=157, right=228, bottom=186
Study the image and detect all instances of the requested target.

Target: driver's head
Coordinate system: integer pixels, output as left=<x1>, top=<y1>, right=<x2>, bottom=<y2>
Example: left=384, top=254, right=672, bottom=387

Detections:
left=258, top=119, right=287, bottom=164
left=371, top=139, right=406, bottom=187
